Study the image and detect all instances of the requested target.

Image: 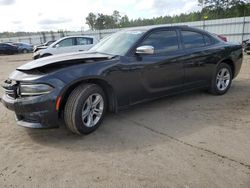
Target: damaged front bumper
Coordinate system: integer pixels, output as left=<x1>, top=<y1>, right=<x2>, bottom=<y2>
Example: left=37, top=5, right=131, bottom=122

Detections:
left=1, top=80, right=60, bottom=129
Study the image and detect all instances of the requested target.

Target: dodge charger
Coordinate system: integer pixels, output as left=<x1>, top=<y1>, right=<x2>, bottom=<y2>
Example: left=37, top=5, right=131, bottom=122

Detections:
left=1, top=26, right=243, bottom=135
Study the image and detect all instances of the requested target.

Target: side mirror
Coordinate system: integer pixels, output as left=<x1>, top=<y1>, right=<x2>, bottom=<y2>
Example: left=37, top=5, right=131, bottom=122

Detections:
left=55, top=44, right=60, bottom=48
left=136, top=45, right=154, bottom=55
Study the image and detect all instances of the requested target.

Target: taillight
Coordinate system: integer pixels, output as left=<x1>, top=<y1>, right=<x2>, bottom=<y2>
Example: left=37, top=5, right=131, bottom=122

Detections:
left=218, top=35, right=227, bottom=42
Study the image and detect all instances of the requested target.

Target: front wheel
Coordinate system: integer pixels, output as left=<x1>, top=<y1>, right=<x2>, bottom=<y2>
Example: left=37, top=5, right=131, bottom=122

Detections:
left=209, top=63, right=232, bottom=95
left=64, top=84, right=107, bottom=135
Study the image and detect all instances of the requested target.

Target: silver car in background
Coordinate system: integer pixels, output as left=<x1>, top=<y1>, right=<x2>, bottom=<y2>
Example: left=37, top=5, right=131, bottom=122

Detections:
left=33, top=36, right=99, bottom=59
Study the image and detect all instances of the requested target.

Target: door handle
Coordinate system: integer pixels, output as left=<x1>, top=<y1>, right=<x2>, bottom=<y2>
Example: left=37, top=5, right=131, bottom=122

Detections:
left=185, top=62, right=205, bottom=67
left=197, top=62, right=205, bottom=66
left=79, top=50, right=84, bottom=52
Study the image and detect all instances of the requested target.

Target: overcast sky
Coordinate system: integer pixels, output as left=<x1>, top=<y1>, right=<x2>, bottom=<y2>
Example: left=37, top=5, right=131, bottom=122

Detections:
left=0, top=0, right=200, bottom=32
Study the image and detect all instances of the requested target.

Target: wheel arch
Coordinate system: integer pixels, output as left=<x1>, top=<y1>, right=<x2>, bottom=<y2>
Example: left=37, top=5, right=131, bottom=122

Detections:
left=58, top=78, right=117, bottom=118
left=218, top=58, right=235, bottom=78
left=22, top=48, right=28, bottom=52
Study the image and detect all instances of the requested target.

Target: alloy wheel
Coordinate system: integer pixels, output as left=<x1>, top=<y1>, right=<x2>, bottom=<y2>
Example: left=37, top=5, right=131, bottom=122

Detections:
left=81, top=93, right=104, bottom=128
left=216, top=68, right=231, bottom=91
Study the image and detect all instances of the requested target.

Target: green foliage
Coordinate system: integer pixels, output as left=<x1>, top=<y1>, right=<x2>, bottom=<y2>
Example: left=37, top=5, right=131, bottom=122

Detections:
left=86, top=2, right=250, bottom=30
left=86, top=13, right=96, bottom=30
left=200, top=0, right=250, bottom=19
left=200, top=0, right=247, bottom=10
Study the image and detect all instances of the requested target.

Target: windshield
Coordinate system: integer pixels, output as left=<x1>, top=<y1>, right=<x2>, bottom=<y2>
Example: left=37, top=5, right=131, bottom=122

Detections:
left=89, top=30, right=145, bottom=56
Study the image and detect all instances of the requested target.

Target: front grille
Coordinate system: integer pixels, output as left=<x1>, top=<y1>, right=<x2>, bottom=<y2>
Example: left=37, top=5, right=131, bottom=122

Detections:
left=16, top=114, right=39, bottom=123
left=1, top=80, right=19, bottom=99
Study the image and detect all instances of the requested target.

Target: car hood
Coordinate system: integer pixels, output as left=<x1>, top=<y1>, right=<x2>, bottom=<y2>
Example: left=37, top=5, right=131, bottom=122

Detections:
left=17, top=52, right=115, bottom=71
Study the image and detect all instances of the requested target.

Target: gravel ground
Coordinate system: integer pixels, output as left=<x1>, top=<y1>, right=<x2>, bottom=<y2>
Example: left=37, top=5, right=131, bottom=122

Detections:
left=0, top=54, right=250, bottom=188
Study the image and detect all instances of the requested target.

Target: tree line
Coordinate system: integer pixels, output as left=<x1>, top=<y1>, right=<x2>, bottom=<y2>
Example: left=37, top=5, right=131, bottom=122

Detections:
left=86, top=0, right=250, bottom=30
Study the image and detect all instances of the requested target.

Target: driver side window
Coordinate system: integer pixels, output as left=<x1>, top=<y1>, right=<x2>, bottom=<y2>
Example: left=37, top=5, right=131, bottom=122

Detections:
left=57, top=38, right=74, bottom=47
left=140, top=30, right=179, bottom=55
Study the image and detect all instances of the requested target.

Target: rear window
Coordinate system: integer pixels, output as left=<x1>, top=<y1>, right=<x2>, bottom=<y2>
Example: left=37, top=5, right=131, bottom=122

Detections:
left=3, top=44, right=11, bottom=47
left=181, top=30, right=205, bottom=48
left=76, top=37, right=93, bottom=45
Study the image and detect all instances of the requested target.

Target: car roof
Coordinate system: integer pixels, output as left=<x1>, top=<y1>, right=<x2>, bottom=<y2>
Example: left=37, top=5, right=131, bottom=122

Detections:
left=14, top=42, right=31, bottom=45
left=123, top=25, right=210, bottom=34
left=124, top=25, right=184, bottom=31
left=0, top=43, right=15, bottom=46
left=60, top=35, right=96, bottom=39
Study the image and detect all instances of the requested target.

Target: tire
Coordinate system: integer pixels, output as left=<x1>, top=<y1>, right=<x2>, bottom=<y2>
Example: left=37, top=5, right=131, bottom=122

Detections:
left=209, top=63, right=232, bottom=95
left=22, top=49, right=28, bottom=53
left=64, top=84, right=107, bottom=135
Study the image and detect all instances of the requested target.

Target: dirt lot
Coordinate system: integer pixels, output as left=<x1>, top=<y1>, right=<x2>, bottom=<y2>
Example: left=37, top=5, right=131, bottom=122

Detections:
left=0, top=54, right=250, bottom=188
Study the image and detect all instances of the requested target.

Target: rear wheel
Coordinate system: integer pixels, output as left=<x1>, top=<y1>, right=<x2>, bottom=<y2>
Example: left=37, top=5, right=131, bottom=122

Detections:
left=64, top=84, right=107, bottom=135
left=209, top=63, right=232, bottom=95
left=22, top=49, right=28, bottom=53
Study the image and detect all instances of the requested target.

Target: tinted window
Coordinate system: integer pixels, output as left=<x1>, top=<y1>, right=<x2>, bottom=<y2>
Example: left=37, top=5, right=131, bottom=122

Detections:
left=76, top=37, right=93, bottom=45
left=204, top=35, right=212, bottom=45
left=57, top=38, right=74, bottom=47
left=181, top=30, right=205, bottom=48
left=141, top=30, right=179, bottom=54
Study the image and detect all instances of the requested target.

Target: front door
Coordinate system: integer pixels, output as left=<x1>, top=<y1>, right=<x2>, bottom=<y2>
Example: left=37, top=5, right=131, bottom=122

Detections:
left=53, top=38, right=76, bottom=55
left=130, top=29, right=185, bottom=102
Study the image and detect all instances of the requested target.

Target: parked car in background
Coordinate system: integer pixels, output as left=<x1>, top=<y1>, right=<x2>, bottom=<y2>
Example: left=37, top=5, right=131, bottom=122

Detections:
left=243, top=39, right=250, bottom=54
left=0, top=43, right=18, bottom=55
left=33, top=40, right=56, bottom=53
left=33, top=36, right=98, bottom=59
left=1, top=26, right=243, bottom=135
left=13, top=42, right=33, bottom=53
left=217, top=34, right=228, bottom=42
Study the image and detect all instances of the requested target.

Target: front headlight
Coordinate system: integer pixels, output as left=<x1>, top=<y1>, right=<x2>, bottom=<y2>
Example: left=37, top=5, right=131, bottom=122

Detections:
left=19, top=83, right=53, bottom=96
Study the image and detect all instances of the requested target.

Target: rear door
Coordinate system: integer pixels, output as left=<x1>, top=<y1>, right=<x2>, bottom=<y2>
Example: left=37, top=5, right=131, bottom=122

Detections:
left=3, top=44, right=11, bottom=54
left=76, top=37, right=94, bottom=52
left=180, top=30, right=215, bottom=87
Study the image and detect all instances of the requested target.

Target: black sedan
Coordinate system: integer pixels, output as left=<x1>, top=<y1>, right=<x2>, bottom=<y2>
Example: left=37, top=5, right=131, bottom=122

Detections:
left=1, top=26, right=243, bottom=135
left=0, top=43, right=18, bottom=55
left=13, top=42, right=33, bottom=53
